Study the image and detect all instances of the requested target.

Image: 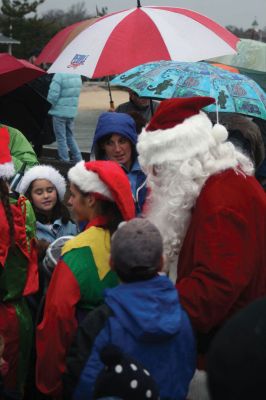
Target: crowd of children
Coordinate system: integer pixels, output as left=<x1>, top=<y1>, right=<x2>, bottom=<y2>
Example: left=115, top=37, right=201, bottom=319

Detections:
left=1, top=94, right=266, bottom=400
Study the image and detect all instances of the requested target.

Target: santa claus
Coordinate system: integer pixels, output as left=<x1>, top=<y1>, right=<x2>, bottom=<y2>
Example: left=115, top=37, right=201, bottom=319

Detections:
left=137, top=96, right=266, bottom=356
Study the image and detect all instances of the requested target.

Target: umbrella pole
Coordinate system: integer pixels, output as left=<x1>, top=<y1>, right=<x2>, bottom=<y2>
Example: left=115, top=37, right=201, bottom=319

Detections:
left=150, top=98, right=154, bottom=116
left=107, top=76, right=114, bottom=110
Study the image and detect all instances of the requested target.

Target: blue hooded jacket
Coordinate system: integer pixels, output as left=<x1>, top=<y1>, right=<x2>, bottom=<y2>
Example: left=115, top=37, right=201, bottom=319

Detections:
left=71, top=275, right=196, bottom=400
left=92, top=112, right=137, bottom=147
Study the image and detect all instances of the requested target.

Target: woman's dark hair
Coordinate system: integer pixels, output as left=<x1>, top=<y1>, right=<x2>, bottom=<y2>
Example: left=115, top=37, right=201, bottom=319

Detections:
left=0, top=178, right=15, bottom=247
left=73, top=184, right=124, bottom=235
left=100, top=200, right=124, bottom=235
left=94, top=134, right=111, bottom=160
left=26, top=183, right=72, bottom=225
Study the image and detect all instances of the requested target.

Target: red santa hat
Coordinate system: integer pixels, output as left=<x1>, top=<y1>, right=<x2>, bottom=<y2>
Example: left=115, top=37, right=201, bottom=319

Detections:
left=0, top=126, right=15, bottom=179
left=68, top=160, right=135, bottom=221
left=137, top=96, right=228, bottom=167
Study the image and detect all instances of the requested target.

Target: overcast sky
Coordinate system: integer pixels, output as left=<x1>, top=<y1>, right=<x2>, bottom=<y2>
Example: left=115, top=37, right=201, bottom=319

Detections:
left=36, top=0, right=266, bottom=30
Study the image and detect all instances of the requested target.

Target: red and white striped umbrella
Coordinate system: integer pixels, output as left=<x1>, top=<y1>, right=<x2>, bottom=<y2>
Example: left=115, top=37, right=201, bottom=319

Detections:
left=35, top=18, right=98, bottom=65
left=49, top=4, right=239, bottom=78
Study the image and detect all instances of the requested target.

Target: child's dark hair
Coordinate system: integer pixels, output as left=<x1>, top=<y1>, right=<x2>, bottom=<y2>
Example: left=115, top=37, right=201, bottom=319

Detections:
left=0, top=178, right=15, bottom=247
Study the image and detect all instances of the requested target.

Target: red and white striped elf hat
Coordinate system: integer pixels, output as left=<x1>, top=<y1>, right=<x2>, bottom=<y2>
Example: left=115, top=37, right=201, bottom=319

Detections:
left=68, top=160, right=135, bottom=221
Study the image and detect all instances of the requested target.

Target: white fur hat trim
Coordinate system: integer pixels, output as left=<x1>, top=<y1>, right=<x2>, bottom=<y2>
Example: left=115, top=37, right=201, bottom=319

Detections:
left=18, top=165, right=66, bottom=201
left=0, top=161, right=15, bottom=179
left=137, top=112, right=222, bottom=167
left=68, top=161, right=114, bottom=201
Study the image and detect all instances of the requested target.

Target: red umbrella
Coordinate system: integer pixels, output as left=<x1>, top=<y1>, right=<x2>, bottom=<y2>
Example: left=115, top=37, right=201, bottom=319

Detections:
left=36, top=18, right=98, bottom=65
left=0, top=53, right=46, bottom=96
left=48, top=3, right=239, bottom=79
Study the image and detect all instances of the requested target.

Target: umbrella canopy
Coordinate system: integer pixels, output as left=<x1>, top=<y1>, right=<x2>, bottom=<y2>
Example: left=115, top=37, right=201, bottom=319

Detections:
left=111, top=60, right=266, bottom=120
left=0, top=53, right=46, bottom=96
left=48, top=5, right=238, bottom=78
left=0, top=83, right=53, bottom=146
left=208, top=39, right=266, bottom=73
left=35, top=18, right=98, bottom=65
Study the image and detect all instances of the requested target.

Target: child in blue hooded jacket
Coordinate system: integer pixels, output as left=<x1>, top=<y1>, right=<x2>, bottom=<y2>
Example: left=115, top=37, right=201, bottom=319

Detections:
left=63, top=218, right=196, bottom=400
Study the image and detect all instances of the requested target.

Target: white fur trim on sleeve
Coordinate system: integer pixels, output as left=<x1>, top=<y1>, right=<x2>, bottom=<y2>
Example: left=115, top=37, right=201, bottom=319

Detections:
left=0, top=161, right=15, bottom=179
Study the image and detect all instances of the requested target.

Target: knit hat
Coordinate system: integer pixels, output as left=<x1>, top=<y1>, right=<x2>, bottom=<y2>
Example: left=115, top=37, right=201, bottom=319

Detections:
left=207, top=297, right=266, bottom=400
left=93, top=345, right=160, bottom=400
left=137, top=96, right=229, bottom=167
left=18, top=165, right=66, bottom=201
left=92, top=112, right=137, bottom=148
left=68, top=160, right=135, bottom=221
left=111, top=218, right=163, bottom=282
left=0, top=126, right=15, bottom=179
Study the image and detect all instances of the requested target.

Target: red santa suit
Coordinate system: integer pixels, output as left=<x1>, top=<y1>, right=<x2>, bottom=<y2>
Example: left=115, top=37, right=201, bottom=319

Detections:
left=176, top=168, right=266, bottom=335
left=137, top=96, right=266, bottom=361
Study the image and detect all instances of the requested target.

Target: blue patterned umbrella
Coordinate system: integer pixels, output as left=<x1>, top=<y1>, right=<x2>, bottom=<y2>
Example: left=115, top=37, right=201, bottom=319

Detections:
left=111, top=60, right=266, bottom=120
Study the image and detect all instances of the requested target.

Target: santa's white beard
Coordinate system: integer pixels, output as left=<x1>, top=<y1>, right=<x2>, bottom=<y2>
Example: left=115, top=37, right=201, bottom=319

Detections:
left=144, top=160, right=207, bottom=282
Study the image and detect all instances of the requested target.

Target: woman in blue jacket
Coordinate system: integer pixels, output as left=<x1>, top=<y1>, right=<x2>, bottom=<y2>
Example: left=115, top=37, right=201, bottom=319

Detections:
left=91, top=112, right=147, bottom=215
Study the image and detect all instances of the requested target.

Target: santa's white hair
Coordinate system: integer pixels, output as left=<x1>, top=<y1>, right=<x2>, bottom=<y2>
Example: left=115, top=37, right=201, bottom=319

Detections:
left=143, top=140, right=253, bottom=283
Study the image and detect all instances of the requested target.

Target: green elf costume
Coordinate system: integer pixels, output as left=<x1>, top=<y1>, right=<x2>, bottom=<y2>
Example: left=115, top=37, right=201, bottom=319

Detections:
left=0, top=126, right=38, bottom=399
left=36, top=160, right=135, bottom=398
left=0, top=124, right=38, bottom=172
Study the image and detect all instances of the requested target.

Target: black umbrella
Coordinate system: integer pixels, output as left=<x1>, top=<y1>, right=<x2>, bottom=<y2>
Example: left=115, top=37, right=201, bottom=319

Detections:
left=0, top=79, right=55, bottom=154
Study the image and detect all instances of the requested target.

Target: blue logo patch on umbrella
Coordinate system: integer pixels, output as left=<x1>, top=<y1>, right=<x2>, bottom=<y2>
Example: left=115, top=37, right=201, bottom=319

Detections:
left=67, top=54, right=89, bottom=69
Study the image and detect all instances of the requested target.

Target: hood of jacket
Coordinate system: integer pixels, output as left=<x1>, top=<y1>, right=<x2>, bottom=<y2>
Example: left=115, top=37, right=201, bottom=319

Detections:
left=105, top=275, right=183, bottom=341
left=93, top=112, right=137, bottom=147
